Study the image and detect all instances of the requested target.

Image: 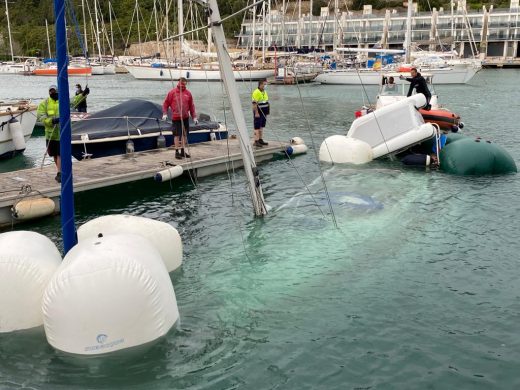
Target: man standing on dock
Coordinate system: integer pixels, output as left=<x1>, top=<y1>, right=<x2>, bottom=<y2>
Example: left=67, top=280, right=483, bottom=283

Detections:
left=252, top=80, right=270, bottom=148
left=162, top=77, right=198, bottom=160
left=37, top=85, right=61, bottom=183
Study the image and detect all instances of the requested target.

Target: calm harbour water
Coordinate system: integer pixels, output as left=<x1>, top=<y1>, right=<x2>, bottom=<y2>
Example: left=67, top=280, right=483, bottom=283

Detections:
left=0, top=70, right=519, bottom=389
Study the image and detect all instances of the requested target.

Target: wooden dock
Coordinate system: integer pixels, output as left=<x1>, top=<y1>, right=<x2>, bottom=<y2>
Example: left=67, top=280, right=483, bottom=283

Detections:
left=0, top=139, right=288, bottom=228
left=482, top=57, right=520, bottom=68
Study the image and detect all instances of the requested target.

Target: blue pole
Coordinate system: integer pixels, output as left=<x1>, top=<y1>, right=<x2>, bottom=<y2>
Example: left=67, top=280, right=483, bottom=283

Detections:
left=54, top=0, right=77, bottom=253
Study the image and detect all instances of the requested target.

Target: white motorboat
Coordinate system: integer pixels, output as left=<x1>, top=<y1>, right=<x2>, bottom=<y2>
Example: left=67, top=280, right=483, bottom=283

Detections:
left=370, top=73, right=463, bottom=132
left=0, top=59, right=38, bottom=75
left=0, top=101, right=38, bottom=159
left=348, top=94, right=435, bottom=159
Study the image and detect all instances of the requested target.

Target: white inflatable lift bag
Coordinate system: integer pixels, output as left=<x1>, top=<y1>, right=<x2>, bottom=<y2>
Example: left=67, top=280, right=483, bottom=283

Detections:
left=77, top=214, right=182, bottom=272
left=347, top=94, right=435, bottom=158
left=0, top=231, right=61, bottom=333
left=319, top=135, right=373, bottom=164
left=42, top=234, right=179, bottom=355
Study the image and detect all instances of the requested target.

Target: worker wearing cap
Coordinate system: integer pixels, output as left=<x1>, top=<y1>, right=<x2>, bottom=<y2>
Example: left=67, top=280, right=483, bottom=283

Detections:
left=37, top=85, right=61, bottom=183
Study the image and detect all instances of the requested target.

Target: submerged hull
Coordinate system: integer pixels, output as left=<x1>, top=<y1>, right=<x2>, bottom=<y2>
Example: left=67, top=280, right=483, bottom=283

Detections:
left=126, top=65, right=275, bottom=81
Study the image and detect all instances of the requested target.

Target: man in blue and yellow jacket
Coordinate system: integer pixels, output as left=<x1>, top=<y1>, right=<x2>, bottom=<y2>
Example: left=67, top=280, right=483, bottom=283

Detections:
left=37, top=85, right=61, bottom=183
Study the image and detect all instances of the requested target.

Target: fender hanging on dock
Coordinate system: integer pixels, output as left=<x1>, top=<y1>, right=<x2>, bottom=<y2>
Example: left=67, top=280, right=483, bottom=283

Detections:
left=12, top=197, right=56, bottom=221
left=8, top=118, right=26, bottom=152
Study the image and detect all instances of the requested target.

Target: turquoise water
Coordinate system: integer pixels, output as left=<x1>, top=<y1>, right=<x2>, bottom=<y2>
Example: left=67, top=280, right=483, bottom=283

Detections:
left=1, top=70, right=520, bottom=389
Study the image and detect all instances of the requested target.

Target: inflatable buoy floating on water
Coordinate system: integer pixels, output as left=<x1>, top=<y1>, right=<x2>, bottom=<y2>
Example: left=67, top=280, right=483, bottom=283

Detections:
left=290, top=137, right=305, bottom=145
left=319, top=135, right=373, bottom=164
left=401, top=154, right=431, bottom=167
left=439, top=135, right=517, bottom=175
left=285, top=144, right=308, bottom=156
left=0, top=231, right=61, bottom=333
left=42, top=234, right=179, bottom=355
left=283, top=137, right=308, bottom=157
left=77, top=214, right=183, bottom=272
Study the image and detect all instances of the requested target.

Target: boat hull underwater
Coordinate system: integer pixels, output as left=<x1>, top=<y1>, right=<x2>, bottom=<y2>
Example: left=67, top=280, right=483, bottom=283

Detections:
left=70, top=99, right=228, bottom=160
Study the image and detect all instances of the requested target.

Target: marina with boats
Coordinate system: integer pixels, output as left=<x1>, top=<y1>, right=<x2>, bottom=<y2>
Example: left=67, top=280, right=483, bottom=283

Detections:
left=1, top=0, right=520, bottom=388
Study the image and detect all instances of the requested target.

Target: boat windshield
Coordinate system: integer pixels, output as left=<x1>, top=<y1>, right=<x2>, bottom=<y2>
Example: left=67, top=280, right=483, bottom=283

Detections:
left=380, top=83, right=405, bottom=96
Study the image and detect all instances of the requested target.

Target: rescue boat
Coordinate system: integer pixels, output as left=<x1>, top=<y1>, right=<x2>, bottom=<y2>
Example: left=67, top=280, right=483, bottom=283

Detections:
left=366, top=72, right=464, bottom=132
left=418, top=108, right=462, bottom=131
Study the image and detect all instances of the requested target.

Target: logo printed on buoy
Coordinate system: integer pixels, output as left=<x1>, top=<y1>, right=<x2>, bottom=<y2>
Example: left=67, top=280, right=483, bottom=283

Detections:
left=85, top=334, right=125, bottom=351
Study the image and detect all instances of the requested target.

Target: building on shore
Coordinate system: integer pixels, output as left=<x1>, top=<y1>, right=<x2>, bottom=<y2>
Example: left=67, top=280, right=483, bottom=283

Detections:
left=236, top=0, right=520, bottom=61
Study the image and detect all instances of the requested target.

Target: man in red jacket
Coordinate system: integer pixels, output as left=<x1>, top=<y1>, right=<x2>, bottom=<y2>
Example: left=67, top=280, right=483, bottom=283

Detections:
left=162, top=77, right=198, bottom=159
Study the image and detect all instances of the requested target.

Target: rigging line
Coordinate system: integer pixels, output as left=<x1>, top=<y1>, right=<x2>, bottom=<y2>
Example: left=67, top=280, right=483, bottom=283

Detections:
left=157, top=34, right=200, bottom=191
left=112, top=6, right=130, bottom=53
left=137, top=0, right=155, bottom=45
left=342, top=0, right=392, bottom=156
left=123, top=2, right=138, bottom=56
left=219, top=80, right=254, bottom=263
left=292, top=82, right=338, bottom=227
left=65, top=0, right=88, bottom=59
left=251, top=85, right=329, bottom=221
left=163, top=0, right=267, bottom=42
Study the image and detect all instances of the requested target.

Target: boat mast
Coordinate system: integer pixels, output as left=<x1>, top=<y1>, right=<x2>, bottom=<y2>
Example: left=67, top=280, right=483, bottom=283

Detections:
left=206, top=0, right=267, bottom=216
left=45, top=19, right=53, bottom=58
left=109, top=1, right=114, bottom=57
left=165, top=0, right=170, bottom=60
left=154, top=0, right=160, bottom=54
left=450, top=0, right=455, bottom=53
left=261, top=1, right=265, bottom=63
left=281, top=0, right=286, bottom=48
left=5, top=0, right=14, bottom=62
left=405, top=0, right=412, bottom=63
left=81, top=0, right=88, bottom=57
left=136, top=0, right=142, bottom=59
left=308, top=0, right=312, bottom=48
left=178, top=0, right=184, bottom=57
left=268, top=0, right=272, bottom=47
left=94, top=0, right=102, bottom=61
left=297, top=0, right=301, bottom=49
left=252, top=1, right=256, bottom=57
left=333, top=0, right=338, bottom=51
left=53, top=0, right=77, bottom=253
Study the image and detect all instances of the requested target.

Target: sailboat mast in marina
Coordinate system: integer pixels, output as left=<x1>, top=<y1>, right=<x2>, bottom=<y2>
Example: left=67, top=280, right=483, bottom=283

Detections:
left=5, top=0, right=15, bottom=62
left=206, top=0, right=268, bottom=216
left=53, top=0, right=77, bottom=252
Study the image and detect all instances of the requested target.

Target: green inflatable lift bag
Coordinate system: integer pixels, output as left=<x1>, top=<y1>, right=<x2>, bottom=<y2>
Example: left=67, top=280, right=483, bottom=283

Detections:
left=440, top=136, right=517, bottom=175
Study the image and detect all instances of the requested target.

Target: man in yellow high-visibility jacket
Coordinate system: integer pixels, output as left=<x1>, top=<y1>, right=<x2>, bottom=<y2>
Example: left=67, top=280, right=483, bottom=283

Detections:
left=251, top=79, right=269, bottom=148
left=37, top=85, right=61, bottom=183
